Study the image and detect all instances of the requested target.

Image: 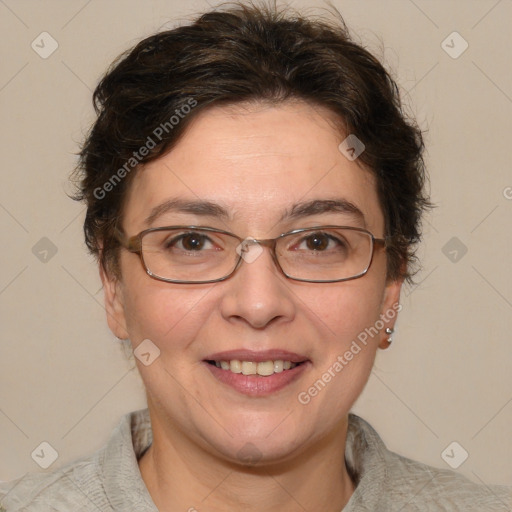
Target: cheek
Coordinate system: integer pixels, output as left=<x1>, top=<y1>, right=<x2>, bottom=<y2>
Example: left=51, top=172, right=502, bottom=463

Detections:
left=303, top=278, right=385, bottom=345
left=291, top=283, right=383, bottom=439
left=121, top=274, right=210, bottom=353
left=119, top=251, right=206, bottom=342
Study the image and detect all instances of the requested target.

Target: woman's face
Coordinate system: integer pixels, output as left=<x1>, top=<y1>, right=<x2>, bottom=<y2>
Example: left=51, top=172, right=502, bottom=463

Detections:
left=102, top=101, right=402, bottom=465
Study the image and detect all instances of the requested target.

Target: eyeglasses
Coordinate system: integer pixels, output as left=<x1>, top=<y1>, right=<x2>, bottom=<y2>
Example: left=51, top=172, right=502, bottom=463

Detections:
left=115, top=225, right=387, bottom=284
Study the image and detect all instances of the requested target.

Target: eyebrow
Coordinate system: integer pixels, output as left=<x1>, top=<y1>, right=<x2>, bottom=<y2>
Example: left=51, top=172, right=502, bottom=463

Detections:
left=280, top=198, right=365, bottom=225
left=144, top=198, right=231, bottom=226
left=144, top=197, right=365, bottom=227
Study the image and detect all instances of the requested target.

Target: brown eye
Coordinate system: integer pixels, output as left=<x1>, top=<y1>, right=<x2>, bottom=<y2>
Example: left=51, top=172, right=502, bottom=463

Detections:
left=165, top=232, right=211, bottom=251
left=181, top=233, right=206, bottom=250
left=305, top=233, right=331, bottom=251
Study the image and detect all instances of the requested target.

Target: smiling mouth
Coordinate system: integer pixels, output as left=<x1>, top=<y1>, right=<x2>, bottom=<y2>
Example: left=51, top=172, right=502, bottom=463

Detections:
left=206, top=359, right=304, bottom=377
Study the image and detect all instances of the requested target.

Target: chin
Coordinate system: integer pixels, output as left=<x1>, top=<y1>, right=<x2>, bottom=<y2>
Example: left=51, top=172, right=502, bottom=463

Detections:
left=210, top=434, right=307, bottom=468
left=197, top=414, right=314, bottom=467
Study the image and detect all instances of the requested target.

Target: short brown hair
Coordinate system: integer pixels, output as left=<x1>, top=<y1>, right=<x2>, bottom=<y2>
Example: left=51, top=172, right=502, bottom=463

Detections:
left=72, top=1, right=431, bottom=283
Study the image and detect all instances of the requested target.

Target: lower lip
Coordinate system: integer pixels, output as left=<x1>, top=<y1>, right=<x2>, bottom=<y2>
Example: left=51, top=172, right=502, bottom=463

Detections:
left=204, top=362, right=309, bottom=396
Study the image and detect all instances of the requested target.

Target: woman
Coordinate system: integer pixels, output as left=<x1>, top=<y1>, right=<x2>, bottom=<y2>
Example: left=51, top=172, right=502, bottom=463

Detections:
left=1, top=2, right=510, bottom=511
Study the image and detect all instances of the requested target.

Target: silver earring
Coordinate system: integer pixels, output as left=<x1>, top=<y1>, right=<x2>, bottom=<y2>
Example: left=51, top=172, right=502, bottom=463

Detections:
left=385, top=327, right=394, bottom=344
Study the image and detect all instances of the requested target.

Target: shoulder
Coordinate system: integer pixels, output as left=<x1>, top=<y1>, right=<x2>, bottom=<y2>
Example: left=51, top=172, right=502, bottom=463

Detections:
left=0, top=409, right=153, bottom=512
left=0, top=455, right=105, bottom=512
left=347, top=414, right=511, bottom=511
left=384, top=448, right=511, bottom=510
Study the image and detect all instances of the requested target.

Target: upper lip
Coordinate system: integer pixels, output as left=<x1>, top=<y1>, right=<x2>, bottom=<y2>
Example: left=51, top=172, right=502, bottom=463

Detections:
left=205, top=349, right=309, bottom=363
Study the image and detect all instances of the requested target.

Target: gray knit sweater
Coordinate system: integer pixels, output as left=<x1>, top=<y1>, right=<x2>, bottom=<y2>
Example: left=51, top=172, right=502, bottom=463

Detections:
left=1, top=409, right=510, bottom=511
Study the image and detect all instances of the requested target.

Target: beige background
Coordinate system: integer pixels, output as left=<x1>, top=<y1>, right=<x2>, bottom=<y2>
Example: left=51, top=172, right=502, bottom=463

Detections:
left=1, top=0, right=511, bottom=488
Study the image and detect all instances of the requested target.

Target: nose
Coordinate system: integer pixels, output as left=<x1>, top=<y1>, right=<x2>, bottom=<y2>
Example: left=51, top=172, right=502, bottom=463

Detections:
left=219, top=244, right=296, bottom=329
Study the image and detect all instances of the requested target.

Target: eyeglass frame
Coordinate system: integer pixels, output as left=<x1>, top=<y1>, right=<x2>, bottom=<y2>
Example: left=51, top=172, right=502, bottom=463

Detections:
left=114, top=224, right=388, bottom=284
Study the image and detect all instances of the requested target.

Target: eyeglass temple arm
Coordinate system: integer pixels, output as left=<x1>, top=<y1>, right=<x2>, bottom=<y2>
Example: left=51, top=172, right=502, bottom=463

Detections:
left=114, top=226, right=142, bottom=253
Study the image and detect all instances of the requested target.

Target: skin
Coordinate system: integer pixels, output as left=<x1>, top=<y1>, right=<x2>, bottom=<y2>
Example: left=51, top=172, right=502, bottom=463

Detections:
left=101, top=100, right=403, bottom=512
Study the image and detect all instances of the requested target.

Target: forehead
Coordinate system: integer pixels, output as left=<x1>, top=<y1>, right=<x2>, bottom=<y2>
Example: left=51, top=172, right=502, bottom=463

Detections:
left=122, top=100, right=384, bottom=235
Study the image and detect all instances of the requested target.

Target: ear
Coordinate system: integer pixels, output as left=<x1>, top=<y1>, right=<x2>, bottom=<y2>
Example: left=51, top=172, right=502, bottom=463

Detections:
left=99, top=262, right=129, bottom=340
left=377, top=276, right=403, bottom=350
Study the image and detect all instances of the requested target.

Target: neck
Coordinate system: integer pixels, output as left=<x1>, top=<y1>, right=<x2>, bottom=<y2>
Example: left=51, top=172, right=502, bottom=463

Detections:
left=138, top=409, right=355, bottom=512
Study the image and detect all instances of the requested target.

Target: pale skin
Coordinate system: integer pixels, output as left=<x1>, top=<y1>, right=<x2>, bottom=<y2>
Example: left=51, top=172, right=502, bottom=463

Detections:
left=101, top=100, right=403, bottom=511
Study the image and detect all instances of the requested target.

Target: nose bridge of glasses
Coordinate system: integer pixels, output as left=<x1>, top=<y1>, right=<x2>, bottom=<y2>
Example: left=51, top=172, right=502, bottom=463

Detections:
left=235, top=236, right=278, bottom=265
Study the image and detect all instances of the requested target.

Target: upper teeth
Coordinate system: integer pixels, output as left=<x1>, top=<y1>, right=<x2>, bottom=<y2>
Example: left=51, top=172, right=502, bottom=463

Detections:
left=214, top=360, right=297, bottom=376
